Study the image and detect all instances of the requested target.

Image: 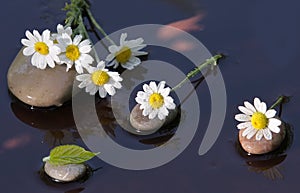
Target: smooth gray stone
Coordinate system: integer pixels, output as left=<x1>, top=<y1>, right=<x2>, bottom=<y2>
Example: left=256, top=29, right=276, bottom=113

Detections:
left=130, top=104, right=165, bottom=133
left=7, top=48, right=76, bottom=107
left=44, top=161, right=86, bottom=182
left=129, top=104, right=178, bottom=135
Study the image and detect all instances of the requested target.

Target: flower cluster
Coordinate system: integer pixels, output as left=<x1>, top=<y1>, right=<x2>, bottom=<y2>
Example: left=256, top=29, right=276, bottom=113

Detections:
left=21, top=24, right=148, bottom=100
left=21, top=24, right=94, bottom=72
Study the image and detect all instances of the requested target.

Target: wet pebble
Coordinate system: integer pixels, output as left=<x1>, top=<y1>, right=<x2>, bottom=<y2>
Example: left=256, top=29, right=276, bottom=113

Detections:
left=44, top=161, right=86, bottom=182
left=129, top=104, right=178, bottom=134
left=130, top=104, right=165, bottom=133
left=7, top=48, right=76, bottom=107
left=239, top=124, right=286, bottom=155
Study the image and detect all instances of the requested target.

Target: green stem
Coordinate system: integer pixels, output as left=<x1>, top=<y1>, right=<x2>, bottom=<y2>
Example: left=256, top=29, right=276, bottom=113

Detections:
left=78, top=14, right=100, bottom=63
left=270, top=96, right=286, bottom=109
left=171, top=54, right=223, bottom=91
left=85, top=8, right=115, bottom=45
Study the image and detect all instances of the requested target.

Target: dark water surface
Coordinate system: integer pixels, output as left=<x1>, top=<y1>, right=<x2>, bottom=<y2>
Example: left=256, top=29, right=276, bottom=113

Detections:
left=1, top=0, right=300, bottom=192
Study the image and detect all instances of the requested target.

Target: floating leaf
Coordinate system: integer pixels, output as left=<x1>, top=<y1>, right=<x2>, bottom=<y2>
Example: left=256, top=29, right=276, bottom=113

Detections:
left=42, top=144, right=99, bottom=166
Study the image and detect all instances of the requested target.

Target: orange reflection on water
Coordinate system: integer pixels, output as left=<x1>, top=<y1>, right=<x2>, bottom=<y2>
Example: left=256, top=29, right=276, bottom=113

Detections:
left=158, top=13, right=205, bottom=40
left=0, top=134, right=31, bottom=153
left=157, top=13, right=205, bottom=52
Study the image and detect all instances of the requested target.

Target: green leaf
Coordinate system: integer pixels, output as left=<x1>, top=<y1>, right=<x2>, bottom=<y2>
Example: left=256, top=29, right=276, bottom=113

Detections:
left=43, top=145, right=99, bottom=166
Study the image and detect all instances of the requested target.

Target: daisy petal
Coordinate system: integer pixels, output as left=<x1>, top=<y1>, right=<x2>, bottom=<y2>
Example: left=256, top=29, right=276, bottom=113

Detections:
left=42, top=30, right=50, bottom=41
left=149, top=81, right=158, bottom=92
left=157, top=81, right=166, bottom=93
left=244, top=101, right=256, bottom=113
left=242, top=127, right=255, bottom=137
left=246, top=129, right=257, bottom=139
left=235, top=114, right=251, bottom=122
left=46, top=55, right=55, bottom=68
left=120, top=33, right=127, bottom=46
left=21, top=39, right=34, bottom=47
left=143, top=84, right=153, bottom=94
left=108, top=45, right=119, bottom=53
left=106, top=53, right=115, bottom=62
left=98, top=87, right=107, bottom=98
left=104, top=84, right=116, bottom=96
left=254, top=97, right=261, bottom=111
left=256, top=130, right=263, bottom=141
left=238, top=106, right=253, bottom=115
left=142, top=107, right=152, bottom=116
left=23, top=46, right=35, bottom=56
left=259, top=102, right=267, bottom=114
left=160, top=87, right=171, bottom=97
left=237, top=122, right=251, bottom=129
left=149, top=109, right=158, bottom=119
left=73, top=35, right=82, bottom=45
left=263, top=129, right=272, bottom=140
left=33, top=30, right=42, bottom=41
left=268, top=125, right=280, bottom=133
left=79, top=39, right=91, bottom=47
left=268, top=118, right=281, bottom=127
left=25, top=30, right=37, bottom=42
left=79, top=45, right=91, bottom=53
left=265, top=109, right=276, bottom=118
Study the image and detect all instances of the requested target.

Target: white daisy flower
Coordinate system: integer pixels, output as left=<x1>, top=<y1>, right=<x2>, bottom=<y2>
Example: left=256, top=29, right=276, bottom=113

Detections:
left=235, top=97, right=282, bottom=141
left=51, top=24, right=72, bottom=42
left=106, top=33, right=148, bottom=70
left=57, top=33, right=94, bottom=73
left=76, top=61, right=123, bottom=98
left=135, top=81, right=176, bottom=120
left=21, top=29, right=61, bottom=69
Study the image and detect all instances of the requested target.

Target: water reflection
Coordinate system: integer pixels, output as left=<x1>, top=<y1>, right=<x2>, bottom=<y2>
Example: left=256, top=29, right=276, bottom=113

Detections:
left=236, top=123, right=293, bottom=180
left=10, top=98, right=75, bottom=130
left=247, top=155, right=286, bottom=180
left=158, top=13, right=204, bottom=40
left=157, top=13, right=205, bottom=52
left=43, top=129, right=76, bottom=147
left=0, top=134, right=31, bottom=154
left=65, top=187, right=85, bottom=193
left=95, top=97, right=118, bottom=138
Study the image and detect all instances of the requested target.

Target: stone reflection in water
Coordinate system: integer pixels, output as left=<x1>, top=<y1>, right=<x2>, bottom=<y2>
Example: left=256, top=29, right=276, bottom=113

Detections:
left=76, top=96, right=119, bottom=139
left=43, top=129, right=76, bottom=147
left=139, top=134, right=181, bottom=150
left=10, top=98, right=75, bottom=130
left=10, top=92, right=119, bottom=145
left=236, top=123, right=293, bottom=180
left=65, top=187, right=85, bottom=193
left=247, top=155, right=286, bottom=180
left=95, top=98, right=118, bottom=138
left=138, top=108, right=182, bottom=148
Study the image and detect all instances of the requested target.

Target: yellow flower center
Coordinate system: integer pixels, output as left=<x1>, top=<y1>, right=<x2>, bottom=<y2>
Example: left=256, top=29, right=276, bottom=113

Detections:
left=66, top=45, right=80, bottom=61
left=91, top=70, right=110, bottom=86
left=34, top=42, right=49, bottom=55
left=115, top=46, right=132, bottom=63
left=251, top=112, right=268, bottom=130
left=149, top=93, right=164, bottom=109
